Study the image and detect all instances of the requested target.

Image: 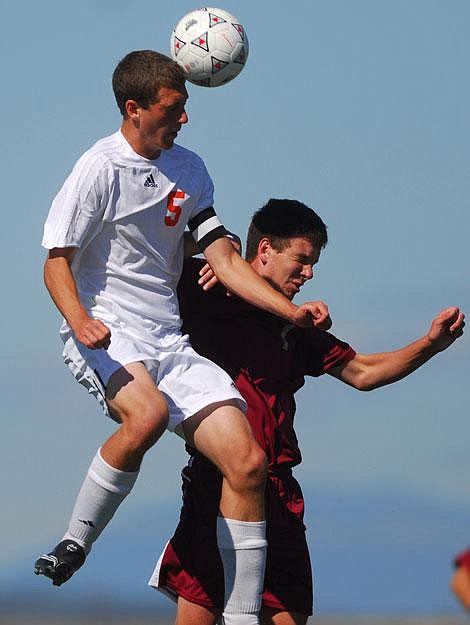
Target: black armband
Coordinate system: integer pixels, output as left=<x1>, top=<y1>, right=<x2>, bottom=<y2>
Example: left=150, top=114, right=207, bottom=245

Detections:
left=188, top=207, right=228, bottom=251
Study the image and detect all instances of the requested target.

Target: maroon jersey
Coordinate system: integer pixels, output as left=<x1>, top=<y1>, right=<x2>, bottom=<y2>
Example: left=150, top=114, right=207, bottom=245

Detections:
left=178, top=258, right=356, bottom=472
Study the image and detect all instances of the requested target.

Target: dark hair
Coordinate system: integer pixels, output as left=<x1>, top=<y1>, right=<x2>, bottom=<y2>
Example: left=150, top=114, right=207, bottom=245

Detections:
left=112, top=50, right=186, bottom=116
left=245, top=198, right=328, bottom=261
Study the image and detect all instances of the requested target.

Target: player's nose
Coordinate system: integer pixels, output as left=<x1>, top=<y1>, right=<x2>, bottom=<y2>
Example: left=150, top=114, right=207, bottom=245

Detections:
left=301, top=264, right=314, bottom=280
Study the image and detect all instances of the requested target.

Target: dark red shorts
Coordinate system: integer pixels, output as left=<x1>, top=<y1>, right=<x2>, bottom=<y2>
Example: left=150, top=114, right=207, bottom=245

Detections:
left=150, top=454, right=313, bottom=615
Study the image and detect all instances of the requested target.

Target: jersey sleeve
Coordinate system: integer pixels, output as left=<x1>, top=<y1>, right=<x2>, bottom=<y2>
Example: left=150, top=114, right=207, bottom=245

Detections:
left=455, top=549, right=470, bottom=570
left=185, top=158, right=228, bottom=250
left=42, top=153, right=111, bottom=250
left=300, top=328, right=356, bottom=377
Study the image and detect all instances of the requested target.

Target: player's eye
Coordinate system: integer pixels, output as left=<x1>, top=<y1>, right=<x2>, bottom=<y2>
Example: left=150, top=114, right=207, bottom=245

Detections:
left=170, top=104, right=185, bottom=115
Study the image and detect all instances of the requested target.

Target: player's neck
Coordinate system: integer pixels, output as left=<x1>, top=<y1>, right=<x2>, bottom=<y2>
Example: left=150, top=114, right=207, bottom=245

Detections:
left=120, top=121, right=162, bottom=160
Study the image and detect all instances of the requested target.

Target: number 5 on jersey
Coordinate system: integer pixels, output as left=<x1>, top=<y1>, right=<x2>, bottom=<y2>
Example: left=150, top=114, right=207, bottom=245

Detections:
left=165, top=189, right=187, bottom=226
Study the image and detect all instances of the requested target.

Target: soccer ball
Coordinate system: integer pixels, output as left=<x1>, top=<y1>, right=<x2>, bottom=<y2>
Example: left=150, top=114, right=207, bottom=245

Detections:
left=170, top=7, right=249, bottom=87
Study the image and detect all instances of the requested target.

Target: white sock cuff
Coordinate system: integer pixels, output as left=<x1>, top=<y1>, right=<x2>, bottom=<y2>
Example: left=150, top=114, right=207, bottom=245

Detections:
left=222, top=614, right=260, bottom=625
left=217, top=517, right=267, bottom=550
left=61, top=532, right=88, bottom=552
left=88, top=448, right=139, bottom=495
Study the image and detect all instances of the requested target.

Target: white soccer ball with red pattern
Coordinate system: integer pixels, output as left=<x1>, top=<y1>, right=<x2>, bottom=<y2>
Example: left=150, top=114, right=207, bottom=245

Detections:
left=170, top=7, right=249, bottom=87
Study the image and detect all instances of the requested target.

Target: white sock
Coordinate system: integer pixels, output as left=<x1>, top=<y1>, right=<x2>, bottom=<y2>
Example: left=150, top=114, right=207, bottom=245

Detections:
left=62, top=448, right=138, bottom=554
left=217, top=517, right=267, bottom=625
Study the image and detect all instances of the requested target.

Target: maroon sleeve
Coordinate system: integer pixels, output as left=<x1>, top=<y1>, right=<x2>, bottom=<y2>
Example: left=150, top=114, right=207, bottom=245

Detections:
left=455, top=549, right=470, bottom=570
left=299, top=327, right=356, bottom=377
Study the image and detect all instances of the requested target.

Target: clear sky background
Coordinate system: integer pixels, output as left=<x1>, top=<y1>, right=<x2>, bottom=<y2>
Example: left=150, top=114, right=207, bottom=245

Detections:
left=1, top=0, right=469, bottom=618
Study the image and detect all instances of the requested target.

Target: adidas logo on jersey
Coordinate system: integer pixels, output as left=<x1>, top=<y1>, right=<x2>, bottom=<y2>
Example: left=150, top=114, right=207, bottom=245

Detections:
left=144, top=173, right=159, bottom=188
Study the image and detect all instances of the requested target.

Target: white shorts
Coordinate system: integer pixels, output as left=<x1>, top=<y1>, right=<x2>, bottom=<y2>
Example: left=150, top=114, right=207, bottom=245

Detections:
left=62, top=330, right=246, bottom=432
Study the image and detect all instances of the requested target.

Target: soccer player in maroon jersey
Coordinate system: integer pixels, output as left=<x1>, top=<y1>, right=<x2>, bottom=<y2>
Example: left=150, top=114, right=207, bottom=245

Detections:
left=149, top=199, right=465, bottom=625
left=451, top=548, right=470, bottom=611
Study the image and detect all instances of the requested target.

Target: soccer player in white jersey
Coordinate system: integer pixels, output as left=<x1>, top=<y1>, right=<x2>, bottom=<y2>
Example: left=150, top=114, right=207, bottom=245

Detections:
left=34, top=50, right=332, bottom=625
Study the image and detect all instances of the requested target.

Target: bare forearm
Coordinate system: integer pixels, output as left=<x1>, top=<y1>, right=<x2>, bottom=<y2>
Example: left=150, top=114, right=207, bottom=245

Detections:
left=331, top=307, right=464, bottom=390
left=44, top=250, right=110, bottom=349
left=352, top=337, right=440, bottom=390
left=44, top=255, right=90, bottom=329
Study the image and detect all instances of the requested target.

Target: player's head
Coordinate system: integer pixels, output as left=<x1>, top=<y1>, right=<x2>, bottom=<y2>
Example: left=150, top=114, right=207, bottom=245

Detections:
left=113, top=50, right=186, bottom=117
left=246, top=199, right=328, bottom=259
left=246, top=199, right=328, bottom=299
left=113, top=50, right=188, bottom=157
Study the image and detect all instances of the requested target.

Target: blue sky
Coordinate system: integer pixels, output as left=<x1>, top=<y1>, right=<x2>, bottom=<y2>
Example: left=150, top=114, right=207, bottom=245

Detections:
left=1, top=0, right=469, bottom=617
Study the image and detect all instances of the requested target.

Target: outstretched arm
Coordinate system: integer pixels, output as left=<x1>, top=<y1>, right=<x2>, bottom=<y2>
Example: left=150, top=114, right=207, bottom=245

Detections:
left=328, top=307, right=465, bottom=390
left=44, top=248, right=111, bottom=349
left=202, top=236, right=331, bottom=329
left=451, top=565, right=470, bottom=611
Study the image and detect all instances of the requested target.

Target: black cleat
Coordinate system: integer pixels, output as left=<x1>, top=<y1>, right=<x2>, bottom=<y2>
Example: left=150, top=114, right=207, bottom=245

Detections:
left=34, top=539, right=86, bottom=586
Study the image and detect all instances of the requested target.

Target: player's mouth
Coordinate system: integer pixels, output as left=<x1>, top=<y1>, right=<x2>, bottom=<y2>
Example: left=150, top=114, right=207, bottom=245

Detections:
left=169, top=128, right=182, bottom=142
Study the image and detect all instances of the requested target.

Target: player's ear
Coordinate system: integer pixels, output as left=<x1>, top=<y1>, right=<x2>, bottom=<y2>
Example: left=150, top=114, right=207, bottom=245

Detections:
left=258, top=238, right=271, bottom=264
left=125, top=100, right=140, bottom=124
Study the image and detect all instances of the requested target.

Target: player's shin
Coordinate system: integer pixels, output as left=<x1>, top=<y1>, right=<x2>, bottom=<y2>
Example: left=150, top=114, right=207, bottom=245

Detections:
left=216, top=516, right=267, bottom=625
left=62, top=447, right=138, bottom=552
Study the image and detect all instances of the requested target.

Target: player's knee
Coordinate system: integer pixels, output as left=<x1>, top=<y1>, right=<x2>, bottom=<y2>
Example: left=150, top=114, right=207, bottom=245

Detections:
left=120, top=401, right=169, bottom=452
left=228, top=445, right=267, bottom=494
left=249, top=445, right=268, bottom=488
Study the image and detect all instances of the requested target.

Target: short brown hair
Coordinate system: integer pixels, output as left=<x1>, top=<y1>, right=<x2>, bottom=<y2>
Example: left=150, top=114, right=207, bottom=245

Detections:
left=112, top=50, right=186, bottom=116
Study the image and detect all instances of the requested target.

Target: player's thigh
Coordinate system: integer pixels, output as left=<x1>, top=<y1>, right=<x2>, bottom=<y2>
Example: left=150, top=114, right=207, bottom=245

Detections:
left=106, top=361, right=168, bottom=425
left=261, top=608, right=308, bottom=625
left=175, top=596, right=219, bottom=625
left=182, top=400, right=265, bottom=477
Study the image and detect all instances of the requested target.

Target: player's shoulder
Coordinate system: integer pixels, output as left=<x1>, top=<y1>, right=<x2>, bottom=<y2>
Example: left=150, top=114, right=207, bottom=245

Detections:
left=169, top=143, right=209, bottom=173
left=72, top=132, right=121, bottom=176
left=295, top=325, right=347, bottom=349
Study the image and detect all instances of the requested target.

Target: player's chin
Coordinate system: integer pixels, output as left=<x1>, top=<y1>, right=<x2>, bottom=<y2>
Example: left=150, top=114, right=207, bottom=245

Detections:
left=284, top=286, right=297, bottom=300
left=166, top=132, right=179, bottom=146
left=292, top=282, right=303, bottom=295
left=159, top=134, right=177, bottom=150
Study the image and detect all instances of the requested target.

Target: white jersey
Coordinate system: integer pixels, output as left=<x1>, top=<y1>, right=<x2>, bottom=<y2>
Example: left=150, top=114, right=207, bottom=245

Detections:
left=42, top=130, right=226, bottom=346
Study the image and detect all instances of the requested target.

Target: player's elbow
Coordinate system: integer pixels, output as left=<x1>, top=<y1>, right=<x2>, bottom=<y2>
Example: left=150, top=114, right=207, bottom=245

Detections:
left=341, top=356, right=382, bottom=392
left=356, top=380, right=379, bottom=392
left=43, top=257, right=54, bottom=290
left=349, top=370, right=380, bottom=392
left=350, top=379, right=374, bottom=392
